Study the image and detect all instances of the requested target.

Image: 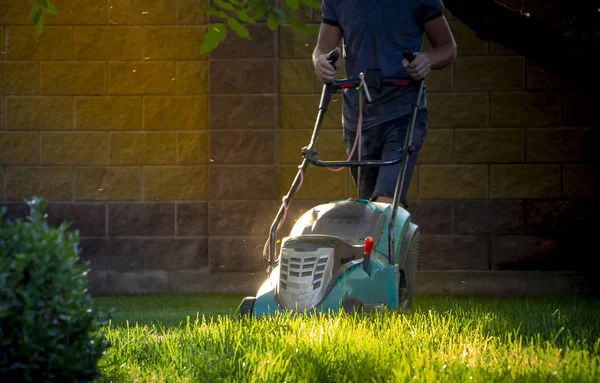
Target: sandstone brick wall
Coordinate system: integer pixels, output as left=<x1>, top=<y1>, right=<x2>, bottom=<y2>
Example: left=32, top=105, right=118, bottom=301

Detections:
left=1, top=1, right=598, bottom=294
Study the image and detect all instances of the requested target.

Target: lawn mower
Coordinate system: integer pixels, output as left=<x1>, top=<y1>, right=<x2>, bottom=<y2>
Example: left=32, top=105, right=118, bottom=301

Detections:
left=238, top=50, right=423, bottom=317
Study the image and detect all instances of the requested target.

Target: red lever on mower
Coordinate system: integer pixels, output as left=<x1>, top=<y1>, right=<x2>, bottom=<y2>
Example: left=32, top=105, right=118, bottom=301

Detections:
left=363, top=236, right=374, bottom=276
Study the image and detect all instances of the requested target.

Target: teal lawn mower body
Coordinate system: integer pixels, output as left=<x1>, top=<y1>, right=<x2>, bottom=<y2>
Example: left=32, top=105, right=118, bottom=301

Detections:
left=239, top=51, right=423, bottom=317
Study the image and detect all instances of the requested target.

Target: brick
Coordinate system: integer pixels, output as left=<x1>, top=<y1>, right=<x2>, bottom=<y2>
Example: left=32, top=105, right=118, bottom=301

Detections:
left=407, top=200, right=452, bottom=234
left=40, top=132, right=107, bottom=165
left=0, top=132, right=38, bottom=165
left=177, top=0, right=209, bottom=24
left=178, top=132, right=209, bottom=164
left=81, top=238, right=207, bottom=271
left=144, top=96, right=208, bottom=130
left=281, top=165, right=347, bottom=200
left=144, top=167, right=208, bottom=200
left=210, top=131, right=275, bottom=164
left=210, top=59, right=276, bottom=93
left=0, top=2, right=30, bottom=24
left=109, top=203, right=174, bottom=236
left=563, top=165, right=600, bottom=198
left=144, top=27, right=206, bottom=60
left=176, top=62, right=208, bottom=94
left=491, top=236, right=560, bottom=270
left=491, top=92, right=560, bottom=126
left=211, top=166, right=279, bottom=200
left=110, top=132, right=176, bottom=165
left=562, top=91, right=597, bottom=127
left=210, top=95, right=276, bottom=129
left=75, top=167, right=142, bottom=201
left=6, top=26, right=73, bottom=60
left=455, top=129, right=524, bottom=163
left=109, top=62, right=176, bottom=94
left=526, top=199, right=600, bottom=236
left=446, top=21, right=488, bottom=56
left=41, top=63, right=106, bottom=95
left=7, top=97, right=73, bottom=130
left=427, top=93, right=488, bottom=128
left=6, top=167, right=72, bottom=201
left=103, top=271, right=170, bottom=293
left=209, top=201, right=278, bottom=236
left=0, top=62, right=38, bottom=95
left=455, top=57, right=524, bottom=91
left=280, top=60, right=314, bottom=94
left=176, top=202, right=208, bottom=236
left=419, top=165, right=488, bottom=199
left=419, top=235, right=489, bottom=270
left=526, top=60, right=569, bottom=90
left=47, top=0, right=107, bottom=24
left=211, top=24, right=275, bottom=58
left=45, top=203, right=106, bottom=236
left=526, top=128, right=598, bottom=163
left=209, top=237, right=265, bottom=272
left=425, top=64, right=453, bottom=92
left=280, top=129, right=346, bottom=164
left=75, top=27, right=142, bottom=60
left=418, top=130, right=453, bottom=164
left=281, top=94, right=342, bottom=129
left=454, top=200, right=524, bottom=234
left=108, top=0, right=177, bottom=25
left=76, top=97, right=142, bottom=130
left=491, top=164, right=561, bottom=199
left=280, top=26, right=316, bottom=59
left=0, top=202, right=30, bottom=220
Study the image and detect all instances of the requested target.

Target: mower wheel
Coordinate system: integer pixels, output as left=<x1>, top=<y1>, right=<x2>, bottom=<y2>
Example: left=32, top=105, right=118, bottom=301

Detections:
left=399, top=228, right=419, bottom=311
left=238, top=296, right=256, bottom=317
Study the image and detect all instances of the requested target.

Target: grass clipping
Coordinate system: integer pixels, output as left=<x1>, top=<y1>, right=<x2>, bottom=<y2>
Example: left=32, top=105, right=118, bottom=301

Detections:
left=97, top=297, right=600, bottom=382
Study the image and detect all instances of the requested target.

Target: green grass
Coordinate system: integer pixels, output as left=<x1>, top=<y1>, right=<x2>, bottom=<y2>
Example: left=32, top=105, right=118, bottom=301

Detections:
left=94, top=294, right=600, bottom=382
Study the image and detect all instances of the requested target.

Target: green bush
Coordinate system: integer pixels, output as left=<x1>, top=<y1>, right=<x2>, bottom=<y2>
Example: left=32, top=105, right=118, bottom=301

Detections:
left=0, top=197, right=111, bottom=382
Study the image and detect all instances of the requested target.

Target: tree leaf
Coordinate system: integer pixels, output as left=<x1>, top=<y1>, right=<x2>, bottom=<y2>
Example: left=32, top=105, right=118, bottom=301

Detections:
left=228, top=18, right=250, bottom=39
left=273, top=8, right=288, bottom=24
left=251, top=2, right=268, bottom=19
left=235, top=9, right=255, bottom=23
left=214, top=0, right=236, bottom=11
left=267, top=10, right=281, bottom=31
left=199, top=23, right=228, bottom=54
left=289, top=16, right=318, bottom=35
left=300, top=0, right=321, bottom=9
left=35, top=13, right=45, bottom=37
left=200, top=7, right=231, bottom=20
left=30, top=4, right=42, bottom=24
left=286, top=0, right=300, bottom=11
left=44, top=0, right=58, bottom=15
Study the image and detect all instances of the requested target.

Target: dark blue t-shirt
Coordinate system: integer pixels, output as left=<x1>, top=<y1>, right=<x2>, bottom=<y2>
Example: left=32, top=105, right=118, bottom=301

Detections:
left=322, top=0, right=444, bottom=130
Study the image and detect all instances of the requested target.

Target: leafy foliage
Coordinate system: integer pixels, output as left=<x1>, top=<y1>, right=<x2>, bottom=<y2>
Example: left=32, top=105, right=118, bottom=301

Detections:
left=29, top=0, right=320, bottom=53
left=0, top=197, right=112, bottom=382
left=198, top=0, right=321, bottom=53
left=29, top=0, right=57, bottom=36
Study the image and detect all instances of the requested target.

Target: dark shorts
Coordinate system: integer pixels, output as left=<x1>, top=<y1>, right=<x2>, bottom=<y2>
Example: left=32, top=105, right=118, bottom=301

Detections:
left=343, top=109, right=428, bottom=208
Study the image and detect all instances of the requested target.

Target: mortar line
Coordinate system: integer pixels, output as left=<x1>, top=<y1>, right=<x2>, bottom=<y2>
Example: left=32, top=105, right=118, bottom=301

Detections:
left=2, top=165, right=6, bottom=201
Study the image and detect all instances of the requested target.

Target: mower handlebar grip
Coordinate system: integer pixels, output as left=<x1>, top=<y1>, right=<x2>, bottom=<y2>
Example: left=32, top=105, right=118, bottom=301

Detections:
left=327, top=49, right=340, bottom=68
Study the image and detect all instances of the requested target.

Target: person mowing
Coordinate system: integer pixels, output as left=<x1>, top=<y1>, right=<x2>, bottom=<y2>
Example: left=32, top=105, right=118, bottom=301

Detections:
left=312, top=0, right=456, bottom=209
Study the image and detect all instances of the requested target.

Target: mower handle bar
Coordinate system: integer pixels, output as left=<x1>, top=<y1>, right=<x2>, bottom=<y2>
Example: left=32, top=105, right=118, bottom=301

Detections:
left=265, top=50, right=423, bottom=269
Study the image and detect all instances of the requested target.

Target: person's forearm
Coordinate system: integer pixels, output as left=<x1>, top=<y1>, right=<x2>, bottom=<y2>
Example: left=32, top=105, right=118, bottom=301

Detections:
left=424, top=41, right=456, bottom=69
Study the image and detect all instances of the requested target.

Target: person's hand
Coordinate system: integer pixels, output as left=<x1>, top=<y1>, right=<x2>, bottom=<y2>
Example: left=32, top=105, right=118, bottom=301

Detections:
left=314, top=47, right=341, bottom=83
left=402, top=52, right=431, bottom=80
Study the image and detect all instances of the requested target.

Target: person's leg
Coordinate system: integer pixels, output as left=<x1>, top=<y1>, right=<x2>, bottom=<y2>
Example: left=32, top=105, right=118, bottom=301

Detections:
left=371, top=110, right=428, bottom=209
left=343, top=127, right=382, bottom=200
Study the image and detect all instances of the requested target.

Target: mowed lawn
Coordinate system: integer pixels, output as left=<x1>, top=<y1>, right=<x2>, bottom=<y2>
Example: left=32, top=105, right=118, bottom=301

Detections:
left=94, top=294, right=600, bottom=382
